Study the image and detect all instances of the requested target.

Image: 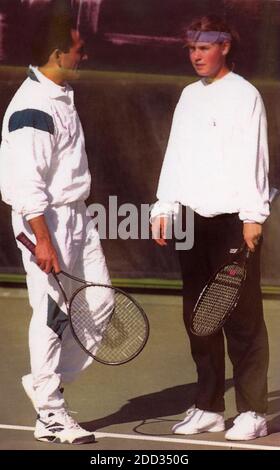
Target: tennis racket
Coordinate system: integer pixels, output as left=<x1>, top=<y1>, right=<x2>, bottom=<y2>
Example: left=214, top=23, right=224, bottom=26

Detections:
left=190, top=244, right=252, bottom=337
left=16, top=232, right=149, bottom=365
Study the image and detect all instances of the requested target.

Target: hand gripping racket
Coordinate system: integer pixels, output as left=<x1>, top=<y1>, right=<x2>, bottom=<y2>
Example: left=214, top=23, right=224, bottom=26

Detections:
left=190, top=245, right=252, bottom=337
left=16, top=232, right=149, bottom=365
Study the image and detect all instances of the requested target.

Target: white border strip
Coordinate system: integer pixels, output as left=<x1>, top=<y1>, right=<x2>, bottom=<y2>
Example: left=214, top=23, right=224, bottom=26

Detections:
left=94, top=431, right=280, bottom=450
left=0, top=424, right=34, bottom=431
left=0, top=424, right=279, bottom=450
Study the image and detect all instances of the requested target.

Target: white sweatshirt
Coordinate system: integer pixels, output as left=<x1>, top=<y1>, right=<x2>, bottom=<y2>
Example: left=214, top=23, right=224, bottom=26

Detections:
left=0, top=66, right=91, bottom=220
left=151, top=72, right=270, bottom=224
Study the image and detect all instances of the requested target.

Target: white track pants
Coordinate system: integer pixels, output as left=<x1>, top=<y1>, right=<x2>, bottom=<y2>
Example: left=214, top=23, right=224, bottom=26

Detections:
left=12, top=201, right=111, bottom=411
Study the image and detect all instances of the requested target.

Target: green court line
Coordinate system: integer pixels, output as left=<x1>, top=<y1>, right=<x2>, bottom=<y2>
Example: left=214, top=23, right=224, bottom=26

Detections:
left=1, top=273, right=280, bottom=295
left=0, top=65, right=193, bottom=84
left=112, top=278, right=182, bottom=289
left=0, top=65, right=279, bottom=87
left=0, top=274, right=26, bottom=284
left=0, top=273, right=181, bottom=289
left=0, top=273, right=25, bottom=284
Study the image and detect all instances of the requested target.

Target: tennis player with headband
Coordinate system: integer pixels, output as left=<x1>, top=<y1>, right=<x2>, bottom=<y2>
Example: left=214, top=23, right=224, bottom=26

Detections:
left=0, top=13, right=111, bottom=444
left=151, top=15, right=270, bottom=440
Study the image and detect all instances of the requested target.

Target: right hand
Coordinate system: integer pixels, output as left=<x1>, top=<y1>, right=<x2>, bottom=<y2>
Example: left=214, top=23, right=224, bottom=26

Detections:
left=151, top=216, right=168, bottom=246
left=35, top=238, right=61, bottom=273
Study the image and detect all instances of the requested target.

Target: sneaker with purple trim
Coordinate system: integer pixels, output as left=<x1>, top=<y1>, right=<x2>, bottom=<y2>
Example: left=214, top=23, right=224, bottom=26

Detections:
left=34, top=409, right=95, bottom=444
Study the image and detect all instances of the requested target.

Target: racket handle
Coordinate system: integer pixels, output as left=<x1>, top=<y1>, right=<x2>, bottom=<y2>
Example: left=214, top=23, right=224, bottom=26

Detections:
left=16, top=232, right=36, bottom=256
left=245, top=247, right=251, bottom=259
left=238, top=242, right=252, bottom=260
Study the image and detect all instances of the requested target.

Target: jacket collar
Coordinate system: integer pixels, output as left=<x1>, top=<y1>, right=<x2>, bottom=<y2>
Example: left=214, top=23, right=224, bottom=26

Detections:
left=28, top=65, right=73, bottom=99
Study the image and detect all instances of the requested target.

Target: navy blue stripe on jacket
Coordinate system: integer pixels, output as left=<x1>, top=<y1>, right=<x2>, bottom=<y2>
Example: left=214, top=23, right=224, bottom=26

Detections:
left=8, top=109, right=54, bottom=135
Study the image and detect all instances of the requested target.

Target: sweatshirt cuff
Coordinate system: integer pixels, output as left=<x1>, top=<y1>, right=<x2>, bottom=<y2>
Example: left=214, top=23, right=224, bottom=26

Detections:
left=24, top=211, right=45, bottom=221
left=239, top=212, right=268, bottom=225
left=150, top=201, right=179, bottom=221
left=242, top=219, right=261, bottom=224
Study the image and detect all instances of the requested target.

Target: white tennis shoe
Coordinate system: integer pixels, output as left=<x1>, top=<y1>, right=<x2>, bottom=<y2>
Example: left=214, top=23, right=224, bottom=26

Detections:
left=34, top=409, right=95, bottom=444
left=225, top=411, right=268, bottom=440
left=172, top=406, right=225, bottom=435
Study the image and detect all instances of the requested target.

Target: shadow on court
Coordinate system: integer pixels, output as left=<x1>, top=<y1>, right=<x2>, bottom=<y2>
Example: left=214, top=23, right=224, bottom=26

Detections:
left=83, top=380, right=232, bottom=432
left=82, top=382, right=280, bottom=432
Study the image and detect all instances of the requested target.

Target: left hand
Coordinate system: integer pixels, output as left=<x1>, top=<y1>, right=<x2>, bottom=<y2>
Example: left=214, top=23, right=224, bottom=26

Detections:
left=243, top=222, right=262, bottom=252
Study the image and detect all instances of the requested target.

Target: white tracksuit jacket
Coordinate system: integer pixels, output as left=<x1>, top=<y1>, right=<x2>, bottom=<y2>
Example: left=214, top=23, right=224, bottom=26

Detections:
left=0, top=65, right=91, bottom=219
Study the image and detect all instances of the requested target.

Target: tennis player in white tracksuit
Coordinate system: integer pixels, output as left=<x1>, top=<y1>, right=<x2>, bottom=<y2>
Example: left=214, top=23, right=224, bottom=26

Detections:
left=0, top=23, right=110, bottom=444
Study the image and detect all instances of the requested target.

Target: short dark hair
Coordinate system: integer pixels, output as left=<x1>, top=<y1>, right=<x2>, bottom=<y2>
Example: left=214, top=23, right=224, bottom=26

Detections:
left=31, top=13, right=75, bottom=66
left=182, top=15, right=240, bottom=67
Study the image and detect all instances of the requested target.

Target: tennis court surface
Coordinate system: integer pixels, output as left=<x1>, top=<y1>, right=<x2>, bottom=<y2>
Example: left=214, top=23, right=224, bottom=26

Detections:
left=1, top=288, right=280, bottom=451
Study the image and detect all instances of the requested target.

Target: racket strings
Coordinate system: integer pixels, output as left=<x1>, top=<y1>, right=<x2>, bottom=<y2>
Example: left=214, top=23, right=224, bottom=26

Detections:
left=70, top=286, right=148, bottom=364
left=191, top=263, right=244, bottom=336
left=96, top=291, right=147, bottom=362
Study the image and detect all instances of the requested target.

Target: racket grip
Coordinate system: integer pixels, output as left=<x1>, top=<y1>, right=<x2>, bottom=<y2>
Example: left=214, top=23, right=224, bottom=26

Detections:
left=16, top=232, right=36, bottom=256
left=245, top=247, right=251, bottom=259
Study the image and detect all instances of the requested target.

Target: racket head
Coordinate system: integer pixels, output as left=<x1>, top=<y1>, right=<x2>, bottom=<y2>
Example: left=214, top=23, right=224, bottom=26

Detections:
left=68, top=283, right=149, bottom=365
left=190, top=248, right=250, bottom=337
